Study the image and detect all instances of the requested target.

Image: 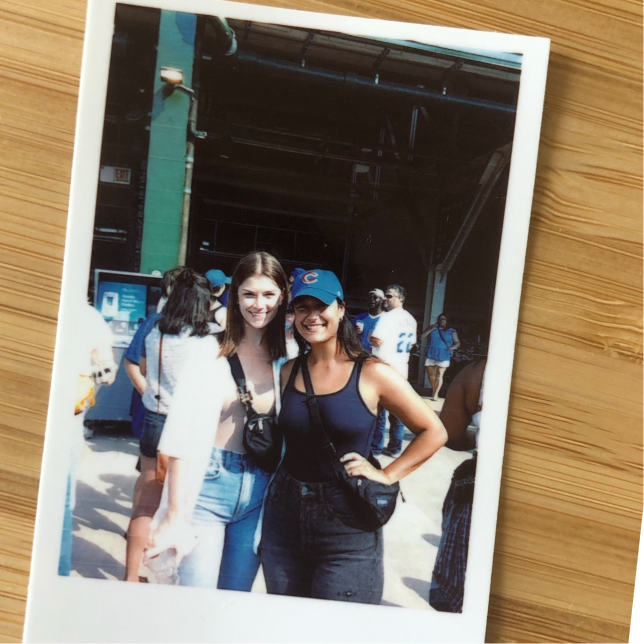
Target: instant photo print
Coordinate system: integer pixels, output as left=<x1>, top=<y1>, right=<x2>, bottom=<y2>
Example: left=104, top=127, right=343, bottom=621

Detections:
left=23, top=1, right=549, bottom=641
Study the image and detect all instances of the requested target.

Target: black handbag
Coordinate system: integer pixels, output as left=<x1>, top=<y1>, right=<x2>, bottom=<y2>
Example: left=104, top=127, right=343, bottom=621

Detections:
left=227, top=354, right=282, bottom=473
left=299, top=356, right=400, bottom=530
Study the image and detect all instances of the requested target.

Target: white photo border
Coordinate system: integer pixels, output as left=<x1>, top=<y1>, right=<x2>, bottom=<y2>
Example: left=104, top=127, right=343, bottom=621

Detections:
left=23, top=0, right=550, bottom=641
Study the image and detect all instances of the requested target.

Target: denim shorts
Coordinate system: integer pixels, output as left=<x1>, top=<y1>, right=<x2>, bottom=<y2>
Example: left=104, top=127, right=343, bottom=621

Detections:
left=261, top=467, right=383, bottom=604
left=139, top=409, right=166, bottom=458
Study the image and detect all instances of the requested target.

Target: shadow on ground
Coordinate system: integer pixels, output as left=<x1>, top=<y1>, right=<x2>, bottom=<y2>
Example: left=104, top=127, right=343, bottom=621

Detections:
left=71, top=534, right=124, bottom=580
left=403, top=576, right=430, bottom=602
left=71, top=470, right=137, bottom=579
left=422, top=533, right=441, bottom=547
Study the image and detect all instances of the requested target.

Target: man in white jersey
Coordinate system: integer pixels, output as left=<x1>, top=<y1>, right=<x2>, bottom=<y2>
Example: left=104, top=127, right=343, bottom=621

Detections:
left=370, top=284, right=417, bottom=456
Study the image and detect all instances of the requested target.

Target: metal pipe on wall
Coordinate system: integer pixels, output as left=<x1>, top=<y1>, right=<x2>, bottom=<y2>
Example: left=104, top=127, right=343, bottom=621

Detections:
left=227, top=51, right=517, bottom=114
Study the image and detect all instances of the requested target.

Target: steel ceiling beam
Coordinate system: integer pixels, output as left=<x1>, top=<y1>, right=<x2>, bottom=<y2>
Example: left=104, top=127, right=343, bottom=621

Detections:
left=227, top=51, right=517, bottom=114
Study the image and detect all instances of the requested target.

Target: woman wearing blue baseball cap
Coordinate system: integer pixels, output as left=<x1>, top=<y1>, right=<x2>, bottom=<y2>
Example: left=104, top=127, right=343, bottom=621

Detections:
left=261, top=269, right=448, bottom=604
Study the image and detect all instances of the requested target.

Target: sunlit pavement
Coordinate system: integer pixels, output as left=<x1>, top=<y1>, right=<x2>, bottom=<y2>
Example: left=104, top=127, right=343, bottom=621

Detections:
left=69, top=398, right=471, bottom=610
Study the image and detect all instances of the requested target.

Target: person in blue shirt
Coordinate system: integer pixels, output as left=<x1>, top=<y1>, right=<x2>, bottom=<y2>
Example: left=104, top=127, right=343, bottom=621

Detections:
left=124, top=313, right=162, bottom=439
left=353, top=288, right=384, bottom=352
left=420, top=313, right=460, bottom=401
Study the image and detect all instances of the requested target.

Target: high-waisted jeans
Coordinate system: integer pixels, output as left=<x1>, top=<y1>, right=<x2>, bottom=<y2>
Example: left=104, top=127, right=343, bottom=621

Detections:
left=178, top=446, right=270, bottom=591
left=261, top=467, right=384, bottom=604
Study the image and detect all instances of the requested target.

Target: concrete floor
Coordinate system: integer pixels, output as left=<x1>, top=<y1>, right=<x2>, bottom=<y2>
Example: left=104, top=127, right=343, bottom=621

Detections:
left=69, top=399, right=471, bottom=610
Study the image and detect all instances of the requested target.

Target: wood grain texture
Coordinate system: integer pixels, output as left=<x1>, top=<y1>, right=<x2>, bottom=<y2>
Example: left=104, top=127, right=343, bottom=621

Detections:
left=0, top=0, right=641, bottom=642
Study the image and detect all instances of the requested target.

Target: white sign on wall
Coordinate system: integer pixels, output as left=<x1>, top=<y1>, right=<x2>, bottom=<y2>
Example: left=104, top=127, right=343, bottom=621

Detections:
left=99, top=165, right=131, bottom=185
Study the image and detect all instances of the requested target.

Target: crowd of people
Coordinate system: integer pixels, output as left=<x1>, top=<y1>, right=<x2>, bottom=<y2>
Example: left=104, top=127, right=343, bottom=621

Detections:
left=64, top=251, right=482, bottom=611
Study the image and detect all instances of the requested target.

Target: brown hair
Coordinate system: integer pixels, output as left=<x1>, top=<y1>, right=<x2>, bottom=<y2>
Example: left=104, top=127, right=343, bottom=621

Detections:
left=161, top=265, right=186, bottom=298
left=158, top=268, right=212, bottom=337
left=219, top=252, right=288, bottom=361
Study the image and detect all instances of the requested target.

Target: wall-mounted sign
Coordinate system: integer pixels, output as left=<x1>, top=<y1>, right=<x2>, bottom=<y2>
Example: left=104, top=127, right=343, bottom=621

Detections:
left=99, top=165, right=132, bottom=185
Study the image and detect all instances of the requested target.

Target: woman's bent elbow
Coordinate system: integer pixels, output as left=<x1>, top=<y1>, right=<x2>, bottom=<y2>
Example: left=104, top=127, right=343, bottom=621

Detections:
left=431, top=424, right=448, bottom=450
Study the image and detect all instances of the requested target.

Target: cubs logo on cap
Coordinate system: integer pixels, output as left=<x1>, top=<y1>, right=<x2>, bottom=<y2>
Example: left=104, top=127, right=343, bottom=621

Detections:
left=291, top=269, right=344, bottom=306
left=302, top=271, right=318, bottom=284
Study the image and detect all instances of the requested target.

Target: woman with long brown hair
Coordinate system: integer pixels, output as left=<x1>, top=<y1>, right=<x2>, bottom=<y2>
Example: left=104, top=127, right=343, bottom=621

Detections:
left=146, top=251, right=288, bottom=591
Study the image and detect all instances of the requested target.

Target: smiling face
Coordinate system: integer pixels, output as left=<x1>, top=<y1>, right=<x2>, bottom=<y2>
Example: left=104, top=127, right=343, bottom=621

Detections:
left=237, top=274, right=283, bottom=330
left=292, top=296, right=344, bottom=345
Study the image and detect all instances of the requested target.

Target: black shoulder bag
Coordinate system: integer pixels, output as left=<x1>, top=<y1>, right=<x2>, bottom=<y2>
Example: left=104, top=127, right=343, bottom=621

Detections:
left=227, top=354, right=282, bottom=473
left=299, top=357, right=400, bottom=530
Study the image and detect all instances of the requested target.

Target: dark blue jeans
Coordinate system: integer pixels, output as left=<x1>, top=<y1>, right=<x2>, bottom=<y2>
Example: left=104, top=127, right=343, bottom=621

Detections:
left=261, top=468, right=383, bottom=604
left=371, top=410, right=405, bottom=455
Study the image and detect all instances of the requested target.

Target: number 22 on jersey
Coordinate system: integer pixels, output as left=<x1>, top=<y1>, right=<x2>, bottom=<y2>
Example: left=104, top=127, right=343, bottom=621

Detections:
left=396, top=332, right=414, bottom=353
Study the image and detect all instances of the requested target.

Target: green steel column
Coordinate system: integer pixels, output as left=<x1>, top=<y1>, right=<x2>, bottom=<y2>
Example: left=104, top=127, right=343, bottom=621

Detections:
left=140, top=11, right=196, bottom=273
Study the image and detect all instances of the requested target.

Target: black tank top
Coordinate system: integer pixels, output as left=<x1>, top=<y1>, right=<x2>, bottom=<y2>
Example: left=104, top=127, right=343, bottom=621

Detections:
left=279, top=358, right=378, bottom=483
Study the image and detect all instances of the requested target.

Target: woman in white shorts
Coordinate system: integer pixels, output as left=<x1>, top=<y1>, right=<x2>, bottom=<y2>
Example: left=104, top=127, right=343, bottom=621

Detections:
left=420, top=313, right=460, bottom=400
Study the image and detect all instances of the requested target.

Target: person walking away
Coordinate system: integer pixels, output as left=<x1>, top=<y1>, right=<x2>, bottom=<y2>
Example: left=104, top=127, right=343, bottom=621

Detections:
left=146, top=252, right=288, bottom=591
left=123, top=267, right=184, bottom=443
left=205, top=269, right=232, bottom=332
left=261, top=269, right=447, bottom=604
left=59, top=300, right=116, bottom=575
left=369, top=284, right=417, bottom=457
left=429, top=358, right=485, bottom=612
left=353, top=288, right=384, bottom=352
left=124, top=269, right=214, bottom=582
left=420, top=313, right=460, bottom=401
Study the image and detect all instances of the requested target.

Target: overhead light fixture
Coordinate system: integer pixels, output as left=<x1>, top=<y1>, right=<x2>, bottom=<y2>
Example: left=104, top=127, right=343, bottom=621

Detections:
left=160, top=67, right=184, bottom=85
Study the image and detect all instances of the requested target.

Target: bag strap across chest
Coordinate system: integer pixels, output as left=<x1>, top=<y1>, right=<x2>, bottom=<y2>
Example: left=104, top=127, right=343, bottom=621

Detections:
left=299, top=356, right=344, bottom=469
left=227, top=354, right=254, bottom=411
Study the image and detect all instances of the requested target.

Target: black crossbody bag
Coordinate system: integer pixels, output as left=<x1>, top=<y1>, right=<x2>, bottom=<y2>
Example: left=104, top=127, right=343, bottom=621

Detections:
left=227, top=354, right=282, bottom=473
left=299, top=356, right=400, bottom=530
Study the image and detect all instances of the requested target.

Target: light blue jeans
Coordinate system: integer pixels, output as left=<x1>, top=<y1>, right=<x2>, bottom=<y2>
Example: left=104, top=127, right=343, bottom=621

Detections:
left=178, top=446, right=270, bottom=591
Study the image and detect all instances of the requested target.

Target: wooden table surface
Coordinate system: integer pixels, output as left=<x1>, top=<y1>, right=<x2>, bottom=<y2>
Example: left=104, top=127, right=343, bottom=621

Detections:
left=0, top=0, right=641, bottom=642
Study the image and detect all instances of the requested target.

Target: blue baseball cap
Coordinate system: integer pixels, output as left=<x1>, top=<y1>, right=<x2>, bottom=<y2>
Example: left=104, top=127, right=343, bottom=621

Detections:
left=205, top=269, right=231, bottom=288
left=290, top=267, right=306, bottom=281
left=291, top=270, right=344, bottom=306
